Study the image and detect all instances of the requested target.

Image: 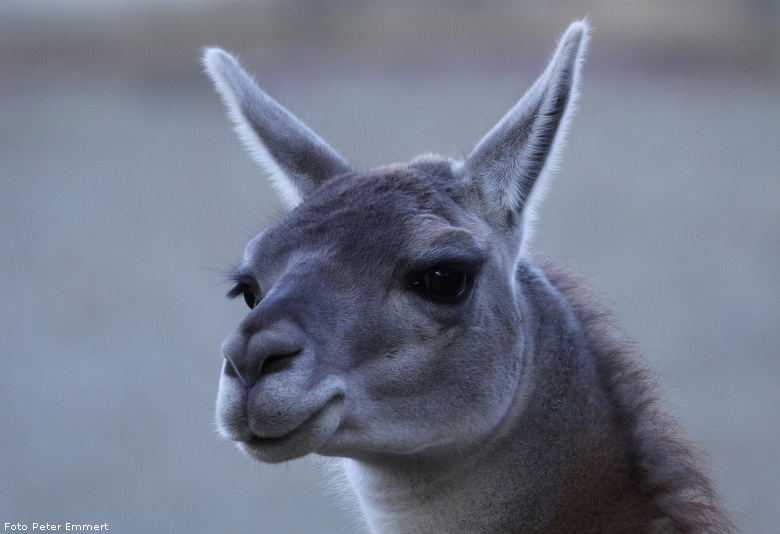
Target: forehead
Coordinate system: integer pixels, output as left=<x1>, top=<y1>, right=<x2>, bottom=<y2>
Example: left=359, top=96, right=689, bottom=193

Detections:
left=245, top=161, right=475, bottom=270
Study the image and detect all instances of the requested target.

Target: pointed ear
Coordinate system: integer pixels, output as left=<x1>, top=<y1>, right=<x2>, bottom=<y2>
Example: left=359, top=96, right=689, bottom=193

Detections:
left=465, top=20, right=588, bottom=233
left=203, top=48, right=352, bottom=208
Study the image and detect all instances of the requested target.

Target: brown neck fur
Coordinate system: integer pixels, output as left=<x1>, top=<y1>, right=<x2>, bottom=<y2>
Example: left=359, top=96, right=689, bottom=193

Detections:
left=535, top=262, right=734, bottom=533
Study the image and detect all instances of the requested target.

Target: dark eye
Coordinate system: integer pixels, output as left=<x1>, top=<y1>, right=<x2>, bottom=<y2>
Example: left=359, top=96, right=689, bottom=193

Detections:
left=227, top=282, right=260, bottom=310
left=242, top=287, right=259, bottom=310
left=410, top=266, right=470, bottom=301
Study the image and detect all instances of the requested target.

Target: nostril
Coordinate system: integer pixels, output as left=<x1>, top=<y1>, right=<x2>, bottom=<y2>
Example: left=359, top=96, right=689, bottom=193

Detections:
left=224, top=358, right=241, bottom=380
left=260, top=350, right=301, bottom=376
left=224, top=322, right=307, bottom=386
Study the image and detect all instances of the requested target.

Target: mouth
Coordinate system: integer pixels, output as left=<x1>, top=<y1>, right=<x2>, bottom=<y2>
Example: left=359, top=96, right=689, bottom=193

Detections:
left=238, top=396, right=345, bottom=463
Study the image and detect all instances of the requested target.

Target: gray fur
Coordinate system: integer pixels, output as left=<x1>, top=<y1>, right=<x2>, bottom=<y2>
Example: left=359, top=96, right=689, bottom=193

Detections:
left=204, top=20, right=732, bottom=533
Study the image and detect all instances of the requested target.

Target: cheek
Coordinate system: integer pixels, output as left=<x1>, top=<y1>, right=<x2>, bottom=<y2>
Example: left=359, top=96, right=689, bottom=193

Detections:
left=357, top=322, right=519, bottom=413
left=330, top=295, right=523, bottom=452
left=342, top=337, right=522, bottom=453
left=351, top=287, right=517, bottom=392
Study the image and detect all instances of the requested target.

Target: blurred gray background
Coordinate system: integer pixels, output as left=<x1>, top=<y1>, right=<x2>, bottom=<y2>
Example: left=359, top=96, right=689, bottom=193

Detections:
left=1, top=1, right=778, bottom=532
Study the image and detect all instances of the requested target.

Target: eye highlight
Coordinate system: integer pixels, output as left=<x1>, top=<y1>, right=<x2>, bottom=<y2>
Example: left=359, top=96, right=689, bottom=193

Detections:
left=409, top=265, right=471, bottom=302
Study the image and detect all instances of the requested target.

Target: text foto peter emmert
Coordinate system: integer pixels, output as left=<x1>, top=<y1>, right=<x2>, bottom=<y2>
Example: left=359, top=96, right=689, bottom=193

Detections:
left=5, top=523, right=108, bottom=531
